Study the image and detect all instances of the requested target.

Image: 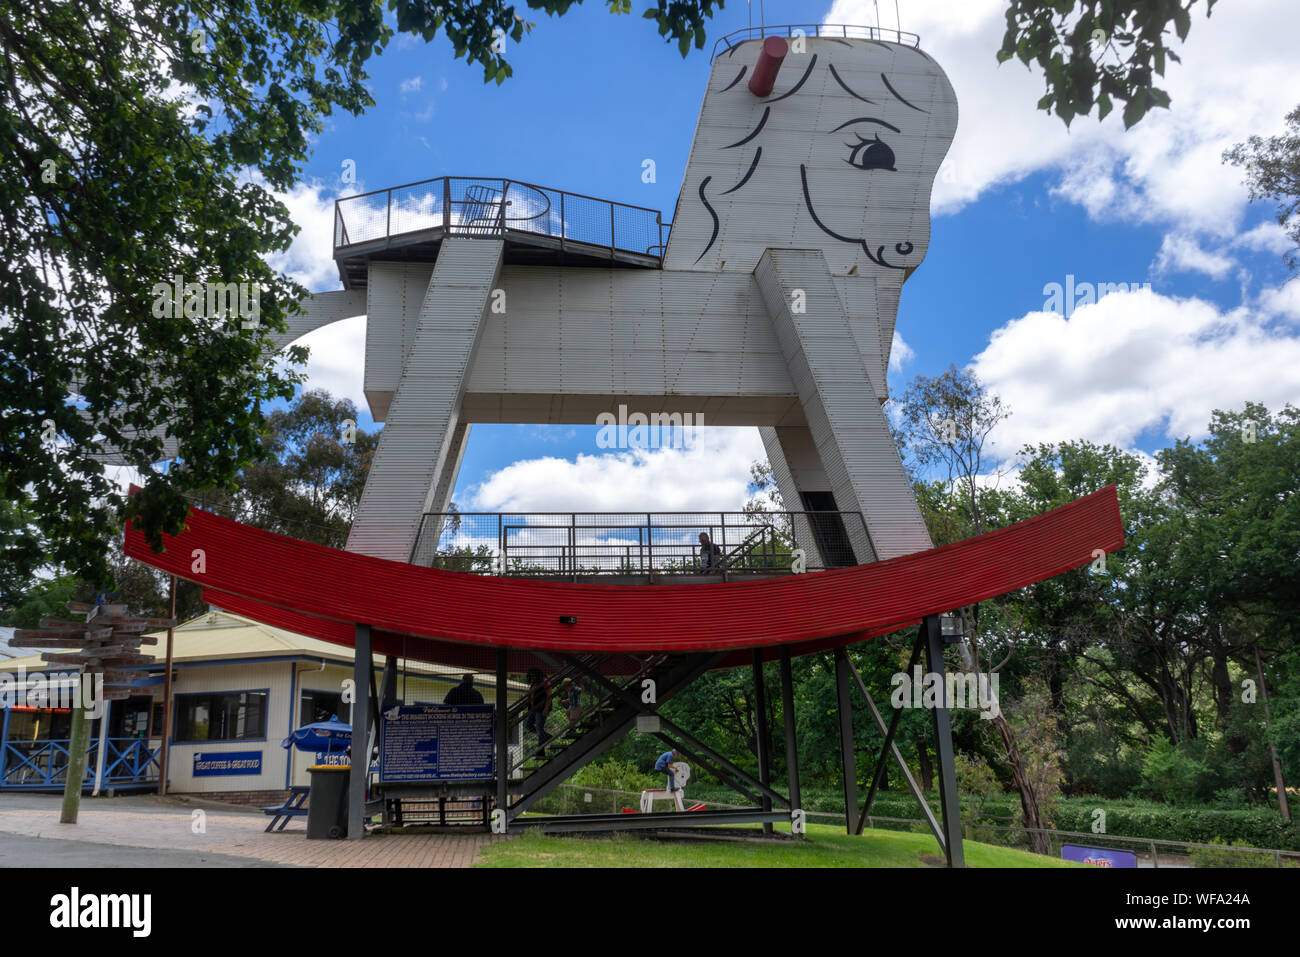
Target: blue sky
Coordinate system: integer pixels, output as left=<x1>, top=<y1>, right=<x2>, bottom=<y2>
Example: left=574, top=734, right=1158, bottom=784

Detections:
left=270, top=0, right=1300, bottom=513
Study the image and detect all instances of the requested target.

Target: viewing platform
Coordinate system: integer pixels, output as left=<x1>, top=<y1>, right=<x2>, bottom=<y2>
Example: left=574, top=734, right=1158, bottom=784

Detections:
left=410, top=509, right=869, bottom=583
left=332, top=176, right=668, bottom=289
left=709, top=22, right=921, bottom=58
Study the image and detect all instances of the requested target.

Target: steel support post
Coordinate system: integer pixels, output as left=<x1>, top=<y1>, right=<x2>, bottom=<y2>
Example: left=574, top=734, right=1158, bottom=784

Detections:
left=348, top=623, right=371, bottom=840
left=858, top=627, right=925, bottom=833
left=778, top=647, right=801, bottom=816
left=752, top=649, right=773, bottom=834
left=562, top=652, right=786, bottom=807
left=925, top=614, right=965, bottom=867
left=833, top=647, right=856, bottom=835
left=158, top=575, right=176, bottom=795
left=0, top=704, right=10, bottom=783
left=496, top=648, right=509, bottom=823
left=843, top=654, right=945, bottom=848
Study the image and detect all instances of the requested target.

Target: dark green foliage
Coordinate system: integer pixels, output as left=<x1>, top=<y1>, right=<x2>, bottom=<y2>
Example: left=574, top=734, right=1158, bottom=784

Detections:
left=1224, top=103, right=1300, bottom=269
left=998, top=0, right=1217, bottom=128
left=1, top=0, right=724, bottom=593
left=1050, top=800, right=1300, bottom=850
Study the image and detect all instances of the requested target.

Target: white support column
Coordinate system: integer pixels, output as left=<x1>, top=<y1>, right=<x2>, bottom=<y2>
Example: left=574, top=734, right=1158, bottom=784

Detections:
left=346, top=239, right=504, bottom=561
left=755, top=249, right=931, bottom=562
left=758, top=426, right=826, bottom=570
left=428, top=421, right=470, bottom=520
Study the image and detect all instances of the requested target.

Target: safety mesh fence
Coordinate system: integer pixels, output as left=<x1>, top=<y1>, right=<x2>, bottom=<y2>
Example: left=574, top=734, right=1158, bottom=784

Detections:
left=333, top=177, right=661, bottom=258
left=411, top=510, right=869, bottom=575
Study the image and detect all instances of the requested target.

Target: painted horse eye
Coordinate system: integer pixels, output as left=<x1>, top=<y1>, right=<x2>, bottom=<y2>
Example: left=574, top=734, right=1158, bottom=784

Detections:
left=846, top=133, right=897, bottom=172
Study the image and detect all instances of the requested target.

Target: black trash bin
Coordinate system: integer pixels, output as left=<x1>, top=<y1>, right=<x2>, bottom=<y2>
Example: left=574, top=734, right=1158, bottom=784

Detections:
left=306, top=765, right=350, bottom=839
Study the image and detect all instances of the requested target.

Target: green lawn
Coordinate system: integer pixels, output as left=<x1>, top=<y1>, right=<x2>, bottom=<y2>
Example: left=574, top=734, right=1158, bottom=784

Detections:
left=476, top=821, right=1080, bottom=868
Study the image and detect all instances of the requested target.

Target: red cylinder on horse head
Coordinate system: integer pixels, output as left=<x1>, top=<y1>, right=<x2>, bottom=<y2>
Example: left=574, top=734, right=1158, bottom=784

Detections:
left=747, top=36, right=789, bottom=97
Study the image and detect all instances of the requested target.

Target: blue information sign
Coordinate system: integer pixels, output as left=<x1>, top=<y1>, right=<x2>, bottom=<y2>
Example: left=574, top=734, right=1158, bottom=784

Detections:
left=379, top=704, right=495, bottom=782
left=1061, top=844, right=1138, bottom=868
left=193, top=751, right=263, bottom=777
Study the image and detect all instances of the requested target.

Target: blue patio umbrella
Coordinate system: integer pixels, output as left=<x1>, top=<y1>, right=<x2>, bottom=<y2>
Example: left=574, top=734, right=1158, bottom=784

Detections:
left=281, top=716, right=351, bottom=753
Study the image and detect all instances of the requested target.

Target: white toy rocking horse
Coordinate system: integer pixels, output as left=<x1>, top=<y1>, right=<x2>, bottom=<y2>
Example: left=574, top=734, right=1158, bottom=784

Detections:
left=640, top=761, right=692, bottom=812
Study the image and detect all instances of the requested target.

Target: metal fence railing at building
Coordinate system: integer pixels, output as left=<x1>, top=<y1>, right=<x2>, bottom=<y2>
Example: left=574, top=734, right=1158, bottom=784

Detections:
left=0, top=737, right=161, bottom=791
left=409, top=510, right=872, bottom=577
left=334, top=176, right=667, bottom=261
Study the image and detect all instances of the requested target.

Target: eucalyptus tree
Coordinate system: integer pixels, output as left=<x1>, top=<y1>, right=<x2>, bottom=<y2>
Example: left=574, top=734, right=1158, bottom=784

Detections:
left=0, top=0, right=723, bottom=591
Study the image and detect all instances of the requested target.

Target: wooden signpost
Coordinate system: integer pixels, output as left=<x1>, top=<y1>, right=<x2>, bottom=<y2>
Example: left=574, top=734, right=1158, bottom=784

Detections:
left=10, top=601, right=174, bottom=823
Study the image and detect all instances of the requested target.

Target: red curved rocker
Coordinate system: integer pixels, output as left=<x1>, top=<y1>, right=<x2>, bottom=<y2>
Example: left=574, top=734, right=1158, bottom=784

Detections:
left=124, top=485, right=1123, bottom=669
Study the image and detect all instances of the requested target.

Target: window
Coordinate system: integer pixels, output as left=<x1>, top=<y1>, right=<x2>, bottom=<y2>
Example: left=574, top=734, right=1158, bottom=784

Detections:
left=173, top=691, right=268, bottom=743
left=300, top=689, right=347, bottom=726
left=109, top=696, right=154, bottom=738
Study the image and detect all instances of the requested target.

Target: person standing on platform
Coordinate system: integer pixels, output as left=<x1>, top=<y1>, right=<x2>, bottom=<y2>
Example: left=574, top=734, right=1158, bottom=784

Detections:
left=443, top=673, right=484, bottom=705
left=697, top=532, right=723, bottom=573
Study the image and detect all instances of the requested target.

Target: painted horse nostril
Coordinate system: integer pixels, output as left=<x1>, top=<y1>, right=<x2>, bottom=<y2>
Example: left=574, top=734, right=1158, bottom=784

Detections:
left=895, top=241, right=914, bottom=256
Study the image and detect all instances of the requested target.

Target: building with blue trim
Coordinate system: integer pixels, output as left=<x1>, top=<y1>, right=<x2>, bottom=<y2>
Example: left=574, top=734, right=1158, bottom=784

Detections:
left=0, top=610, right=516, bottom=803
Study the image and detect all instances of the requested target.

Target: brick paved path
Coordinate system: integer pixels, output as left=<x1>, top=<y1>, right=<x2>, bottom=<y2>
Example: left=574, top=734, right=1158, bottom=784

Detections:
left=0, top=795, right=509, bottom=868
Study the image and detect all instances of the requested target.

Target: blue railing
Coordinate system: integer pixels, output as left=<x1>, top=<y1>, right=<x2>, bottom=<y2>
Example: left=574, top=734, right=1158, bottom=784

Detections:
left=0, top=737, right=162, bottom=791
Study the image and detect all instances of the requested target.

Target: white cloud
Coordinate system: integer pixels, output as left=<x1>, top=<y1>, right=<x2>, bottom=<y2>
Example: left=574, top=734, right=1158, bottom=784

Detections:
left=970, top=284, right=1300, bottom=458
left=1234, top=221, right=1293, bottom=255
left=399, top=75, right=423, bottom=94
left=266, top=179, right=347, bottom=293
left=824, top=0, right=1300, bottom=474
left=467, top=427, right=767, bottom=512
left=287, top=314, right=368, bottom=408
left=1259, top=277, right=1300, bottom=320
left=890, top=329, right=915, bottom=372
left=1153, top=233, right=1237, bottom=280
left=827, top=0, right=1298, bottom=242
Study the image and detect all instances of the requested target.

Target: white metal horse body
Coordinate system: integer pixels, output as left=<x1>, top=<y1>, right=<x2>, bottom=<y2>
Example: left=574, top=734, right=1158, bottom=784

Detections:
left=105, top=32, right=959, bottom=571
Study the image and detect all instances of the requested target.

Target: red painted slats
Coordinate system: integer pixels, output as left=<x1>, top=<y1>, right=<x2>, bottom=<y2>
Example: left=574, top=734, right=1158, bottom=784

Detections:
left=124, top=486, right=1123, bottom=659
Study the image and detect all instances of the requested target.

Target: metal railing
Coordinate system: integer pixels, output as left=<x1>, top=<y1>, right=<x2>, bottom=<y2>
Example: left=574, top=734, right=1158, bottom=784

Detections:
left=410, top=510, right=869, bottom=577
left=527, top=785, right=1300, bottom=867
left=333, top=176, right=667, bottom=261
left=711, top=23, right=922, bottom=59
left=0, top=737, right=162, bottom=790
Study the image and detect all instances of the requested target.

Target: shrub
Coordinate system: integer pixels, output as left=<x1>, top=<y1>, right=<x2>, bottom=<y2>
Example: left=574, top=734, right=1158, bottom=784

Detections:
left=1189, top=837, right=1272, bottom=869
left=1051, top=800, right=1300, bottom=850
left=1140, top=737, right=1211, bottom=804
left=569, top=759, right=661, bottom=793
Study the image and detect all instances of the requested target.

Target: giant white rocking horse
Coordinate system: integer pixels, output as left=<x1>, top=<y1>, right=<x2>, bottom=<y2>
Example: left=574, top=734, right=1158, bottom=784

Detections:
left=112, top=27, right=959, bottom=571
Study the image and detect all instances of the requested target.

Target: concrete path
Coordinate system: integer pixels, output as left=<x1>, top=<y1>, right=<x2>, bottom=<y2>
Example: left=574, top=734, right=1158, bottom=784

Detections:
left=0, top=794, right=507, bottom=868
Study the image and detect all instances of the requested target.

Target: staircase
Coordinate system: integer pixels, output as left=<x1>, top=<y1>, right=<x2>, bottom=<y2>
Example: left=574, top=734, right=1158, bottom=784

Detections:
left=502, top=652, right=722, bottom=819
